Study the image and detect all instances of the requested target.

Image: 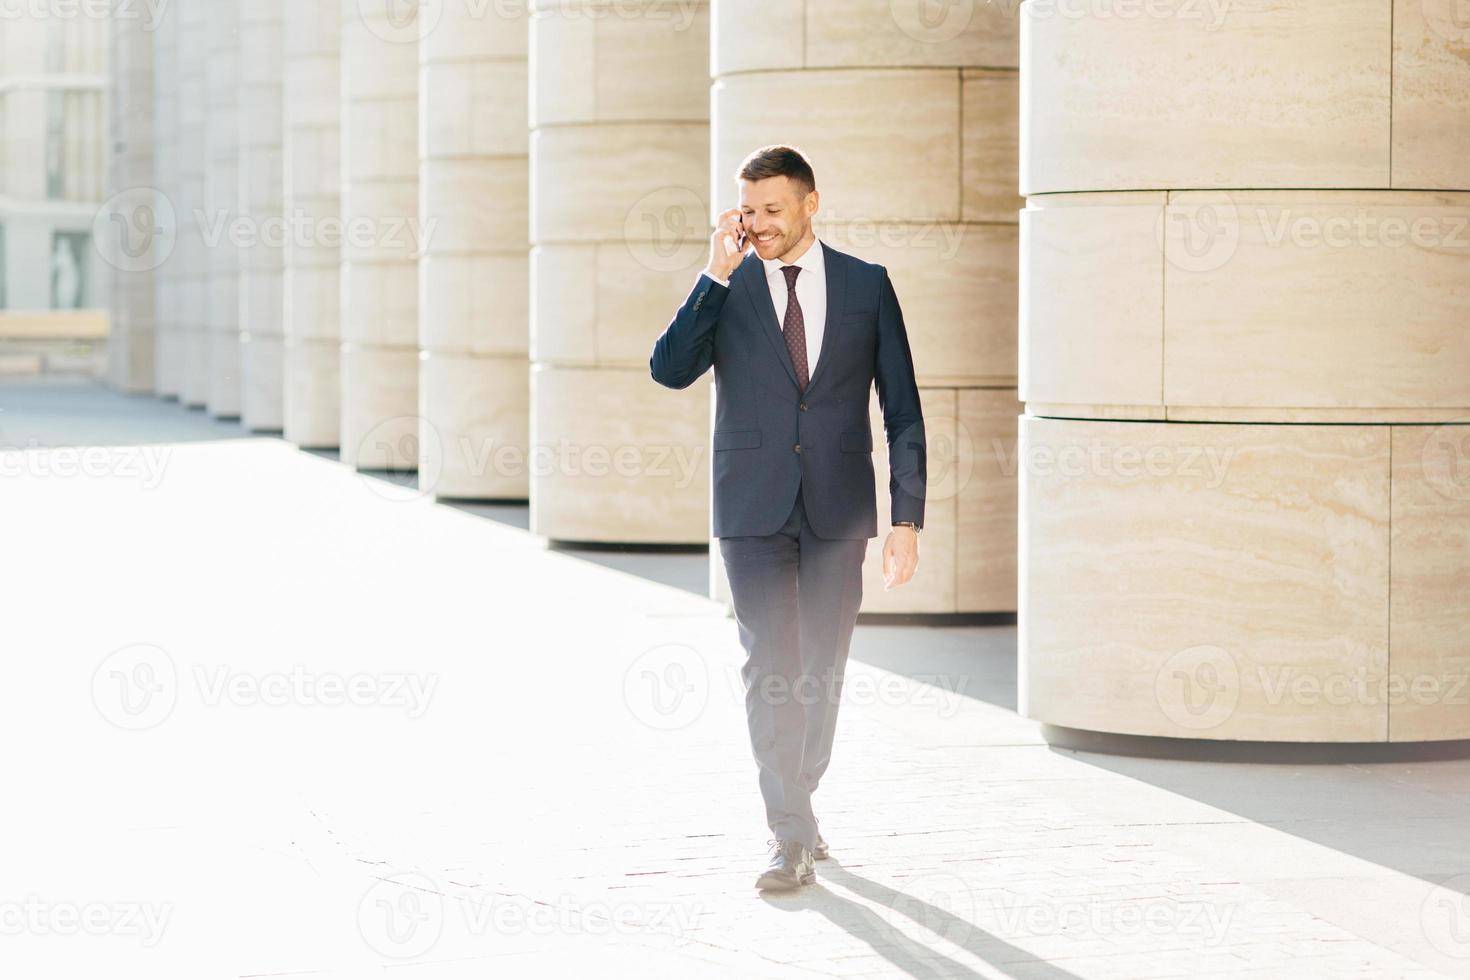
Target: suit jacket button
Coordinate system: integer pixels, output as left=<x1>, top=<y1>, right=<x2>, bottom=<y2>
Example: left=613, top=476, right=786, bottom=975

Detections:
left=799, top=402, right=807, bottom=411
left=793, top=444, right=802, bottom=453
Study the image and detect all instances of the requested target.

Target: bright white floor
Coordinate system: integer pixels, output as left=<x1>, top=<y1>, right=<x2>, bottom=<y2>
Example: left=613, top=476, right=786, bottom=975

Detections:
left=2, top=379, right=1468, bottom=979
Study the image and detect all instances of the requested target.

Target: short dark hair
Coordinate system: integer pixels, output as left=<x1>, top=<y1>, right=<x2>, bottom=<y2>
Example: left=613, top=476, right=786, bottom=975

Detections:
left=736, top=145, right=816, bottom=197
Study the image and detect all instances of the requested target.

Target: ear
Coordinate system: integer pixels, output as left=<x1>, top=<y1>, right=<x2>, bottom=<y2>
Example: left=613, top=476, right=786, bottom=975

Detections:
left=806, top=189, right=820, bottom=218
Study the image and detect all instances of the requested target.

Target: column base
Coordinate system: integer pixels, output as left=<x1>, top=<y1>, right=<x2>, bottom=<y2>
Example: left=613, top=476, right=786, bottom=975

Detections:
left=529, top=364, right=708, bottom=544
left=340, top=344, right=417, bottom=470
left=419, top=351, right=529, bottom=501
left=206, top=330, right=241, bottom=419
left=284, top=339, right=341, bottom=450
left=241, top=333, right=284, bottom=432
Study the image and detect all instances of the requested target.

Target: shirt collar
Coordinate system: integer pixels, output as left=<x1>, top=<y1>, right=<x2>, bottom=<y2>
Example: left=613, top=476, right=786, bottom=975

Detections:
left=762, top=236, right=824, bottom=283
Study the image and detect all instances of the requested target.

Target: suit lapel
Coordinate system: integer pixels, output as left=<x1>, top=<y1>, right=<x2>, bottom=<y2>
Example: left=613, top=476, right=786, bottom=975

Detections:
left=804, top=241, right=845, bottom=394
left=735, top=250, right=800, bottom=390
left=734, top=239, right=849, bottom=395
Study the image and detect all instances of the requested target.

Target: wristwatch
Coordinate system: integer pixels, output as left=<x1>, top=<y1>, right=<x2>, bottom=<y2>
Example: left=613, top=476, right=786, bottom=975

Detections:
left=892, top=521, right=921, bottom=534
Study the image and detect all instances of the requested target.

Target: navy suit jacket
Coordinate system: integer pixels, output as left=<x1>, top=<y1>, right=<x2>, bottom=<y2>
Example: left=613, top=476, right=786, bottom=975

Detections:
left=649, top=241, right=926, bottom=540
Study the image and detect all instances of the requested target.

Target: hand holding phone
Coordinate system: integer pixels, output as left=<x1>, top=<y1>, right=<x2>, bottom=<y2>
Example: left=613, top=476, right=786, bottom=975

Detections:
left=723, top=212, right=745, bottom=255
left=706, top=207, right=746, bottom=282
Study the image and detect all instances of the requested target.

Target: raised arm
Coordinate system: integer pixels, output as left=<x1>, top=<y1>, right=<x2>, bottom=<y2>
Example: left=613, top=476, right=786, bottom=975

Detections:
left=649, top=206, right=749, bottom=390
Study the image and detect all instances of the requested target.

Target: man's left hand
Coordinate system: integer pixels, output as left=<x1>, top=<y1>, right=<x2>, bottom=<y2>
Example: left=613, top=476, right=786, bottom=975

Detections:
left=882, top=526, right=919, bottom=591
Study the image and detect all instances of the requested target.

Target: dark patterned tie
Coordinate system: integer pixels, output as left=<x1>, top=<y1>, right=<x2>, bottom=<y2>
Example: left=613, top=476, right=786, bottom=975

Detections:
left=780, top=265, right=809, bottom=391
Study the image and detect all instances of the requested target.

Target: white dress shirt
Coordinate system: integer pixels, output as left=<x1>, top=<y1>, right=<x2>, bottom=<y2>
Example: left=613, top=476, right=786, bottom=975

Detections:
left=701, top=236, right=827, bottom=374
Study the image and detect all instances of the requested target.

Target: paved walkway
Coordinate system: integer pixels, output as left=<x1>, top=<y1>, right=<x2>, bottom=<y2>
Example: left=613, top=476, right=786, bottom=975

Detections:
left=3, top=381, right=1468, bottom=978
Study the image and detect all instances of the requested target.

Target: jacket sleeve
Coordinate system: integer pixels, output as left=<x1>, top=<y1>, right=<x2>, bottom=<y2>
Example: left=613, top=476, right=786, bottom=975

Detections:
left=874, top=267, right=927, bottom=529
left=649, top=273, right=730, bottom=390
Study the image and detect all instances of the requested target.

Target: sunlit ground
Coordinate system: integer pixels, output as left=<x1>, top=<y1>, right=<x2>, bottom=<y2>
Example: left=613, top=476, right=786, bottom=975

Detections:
left=2, top=379, right=1468, bottom=978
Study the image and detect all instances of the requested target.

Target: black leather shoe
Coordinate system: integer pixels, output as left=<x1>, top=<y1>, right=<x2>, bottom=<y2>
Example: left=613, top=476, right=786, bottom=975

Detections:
left=813, top=827, right=829, bottom=861
left=755, top=839, right=815, bottom=891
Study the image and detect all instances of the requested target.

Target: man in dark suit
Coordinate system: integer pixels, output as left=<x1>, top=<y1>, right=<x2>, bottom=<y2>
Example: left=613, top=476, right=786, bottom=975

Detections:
left=649, top=145, right=926, bottom=891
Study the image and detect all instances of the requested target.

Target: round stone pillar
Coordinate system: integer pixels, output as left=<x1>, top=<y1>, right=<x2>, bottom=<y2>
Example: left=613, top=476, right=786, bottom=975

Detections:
left=107, top=0, right=155, bottom=393
left=204, top=0, right=242, bottom=418
left=239, top=0, right=286, bottom=431
left=1018, top=0, right=1470, bottom=742
left=529, top=0, right=711, bottom=543
left=282, top=0, right=342, bottom=448
left=708, top=0, right=1023, bottom=613
left=175, top=0, right=209, bottom=407
left=339, top=0, right=419, bottom=469
left=418, top=1, right=530, bottom=499
left=150, top=1, right=181, bottom=397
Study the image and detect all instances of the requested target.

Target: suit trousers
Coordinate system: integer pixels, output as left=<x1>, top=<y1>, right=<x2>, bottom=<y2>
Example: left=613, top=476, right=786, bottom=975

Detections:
left=718, top=480, right=867, bottom=851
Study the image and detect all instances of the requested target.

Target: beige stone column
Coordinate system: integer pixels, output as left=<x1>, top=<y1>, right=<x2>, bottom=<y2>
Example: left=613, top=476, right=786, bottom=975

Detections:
left=150, top=1, right=181, bottom=397
left=239, top=0, right=286, bottom=431
left=1018, top=0, right=1470, bottom=742
left=339, top=0, right=419, bottom=469
left=529, top=0, right=711, bottom=543
left=107, top=0, right=155, bottom=392
left=282, top=0, right=342, bottom=448
left=708, top=0, right=1023, bottom=614
left=175, top=0, right=209, bottom=406
left=204, top=0, right=241, bottom=417
left=418, top=2, right=530, bottom=499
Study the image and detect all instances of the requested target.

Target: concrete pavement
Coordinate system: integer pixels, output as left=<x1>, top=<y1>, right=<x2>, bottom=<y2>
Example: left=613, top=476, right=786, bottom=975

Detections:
left=2, top=380, right=1468, bottom=978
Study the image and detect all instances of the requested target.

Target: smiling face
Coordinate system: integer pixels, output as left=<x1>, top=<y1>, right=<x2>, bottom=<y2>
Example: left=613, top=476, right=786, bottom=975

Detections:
left=738, top=175, right=820, bottom=264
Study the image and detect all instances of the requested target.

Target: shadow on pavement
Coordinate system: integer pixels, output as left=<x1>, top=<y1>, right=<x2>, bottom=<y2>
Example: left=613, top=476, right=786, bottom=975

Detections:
left=760, top=857, right=1085, bottom=980
left=1049, top=730, right=1470, bottom=899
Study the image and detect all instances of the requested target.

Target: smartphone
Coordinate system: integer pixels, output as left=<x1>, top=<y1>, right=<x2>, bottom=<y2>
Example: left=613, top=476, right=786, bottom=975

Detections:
left=724, top=212, right=746, bottom=255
